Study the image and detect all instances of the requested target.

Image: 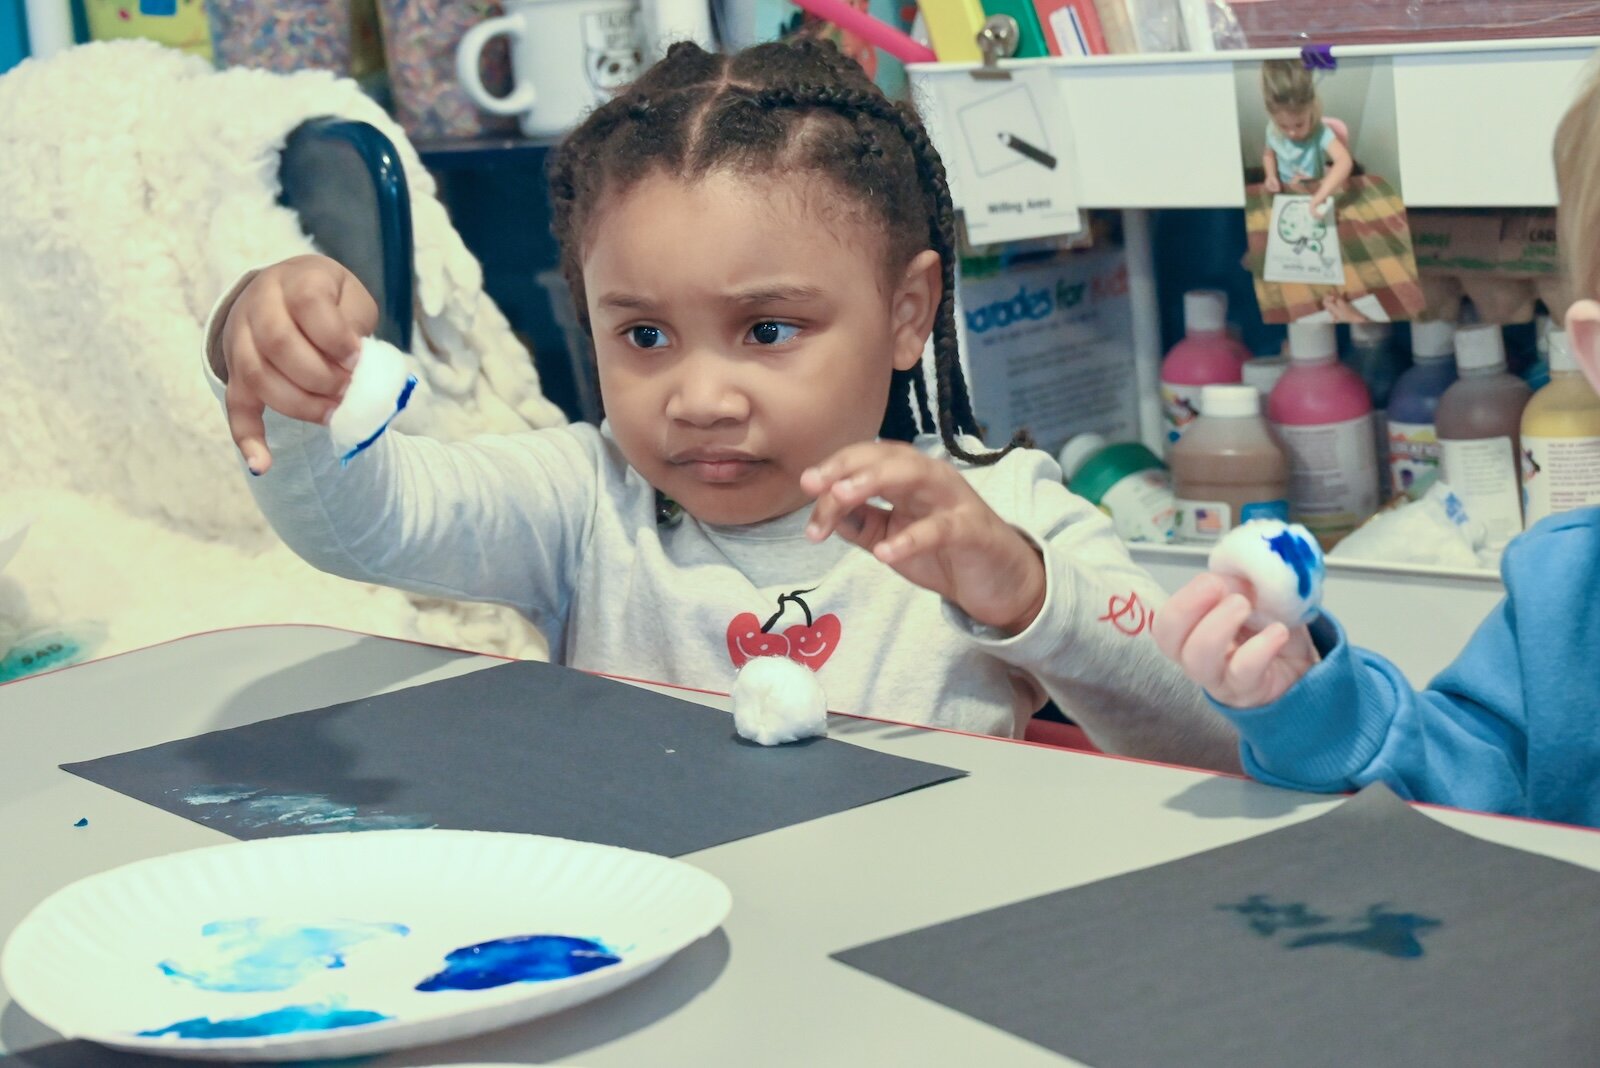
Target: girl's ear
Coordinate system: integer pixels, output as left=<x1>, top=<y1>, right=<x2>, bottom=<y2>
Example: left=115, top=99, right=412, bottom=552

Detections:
left=891, top=250, right=943, bottom=372
left=1566, top=299, right=1600, bottom=391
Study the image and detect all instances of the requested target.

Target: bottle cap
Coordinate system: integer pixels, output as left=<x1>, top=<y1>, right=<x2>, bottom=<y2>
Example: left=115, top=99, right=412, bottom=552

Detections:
left=1200, top=384, right=1261, bottom=418
left=1351, top=322, right=1391, bottom=347
left=1454, top=324, right=1507, bottom=372
left=1184, top=290, right=1227, bottom=333
left=1411, top=319, right=1456, bottom=359
left=1241, top=356, right=1288, bottom=395
left=1057, top=433, right=1107, bottom=480
left=1549, top=328, right=1576, bottom=374
left=1288, top=322, right=1337, bottom=361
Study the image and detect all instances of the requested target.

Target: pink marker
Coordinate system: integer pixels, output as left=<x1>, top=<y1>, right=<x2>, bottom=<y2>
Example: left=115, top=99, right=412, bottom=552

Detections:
left=789, top=0, right=938, bottom=65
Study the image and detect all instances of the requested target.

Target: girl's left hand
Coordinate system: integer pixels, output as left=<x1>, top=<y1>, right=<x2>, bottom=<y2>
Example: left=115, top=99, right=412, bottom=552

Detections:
left=802, top=442, right=1046, bottom=635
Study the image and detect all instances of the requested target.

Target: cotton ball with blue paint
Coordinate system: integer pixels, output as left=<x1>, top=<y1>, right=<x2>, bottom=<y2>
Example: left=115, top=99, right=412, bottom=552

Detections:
left=732, top=655, right=828, bottom=746
left=328, top=338, right=417, bottom=465
left=1207, top=519, right=1325, bottom=628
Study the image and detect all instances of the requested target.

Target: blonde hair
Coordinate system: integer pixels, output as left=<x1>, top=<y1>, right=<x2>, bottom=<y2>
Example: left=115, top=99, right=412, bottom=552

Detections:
left=1261, top=59, right=1321, bottom=124
left=1555, top=64, right=1600, bottom=305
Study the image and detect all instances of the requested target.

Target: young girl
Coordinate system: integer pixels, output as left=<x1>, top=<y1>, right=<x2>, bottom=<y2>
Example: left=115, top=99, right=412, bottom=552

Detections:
left=1260, top=59, right=1353, bottom=217
left=1152, top=65, right=1600, bottom=826
left=206, top=39, right=1237, bottom=768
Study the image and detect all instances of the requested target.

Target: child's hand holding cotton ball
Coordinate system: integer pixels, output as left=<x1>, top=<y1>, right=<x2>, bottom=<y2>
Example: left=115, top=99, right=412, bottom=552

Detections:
left=1207, top=519, right=1325, bottom=629
left=732, top=655, right=828, bottom=746
left=328, top=338, right=417, bottom=465
left=1151, top=519, right=1325, bottom=710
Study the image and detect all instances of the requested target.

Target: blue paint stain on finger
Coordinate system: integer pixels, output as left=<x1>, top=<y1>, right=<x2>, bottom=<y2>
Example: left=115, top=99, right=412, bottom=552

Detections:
left=416, top=935, right=621, bottom=992
left=159, top=918, right=410, bottom=993
left=138, top=1002, right=391, bottom=1039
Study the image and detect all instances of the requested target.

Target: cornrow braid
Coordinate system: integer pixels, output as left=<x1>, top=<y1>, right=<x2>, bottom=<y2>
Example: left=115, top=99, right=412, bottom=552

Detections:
left=547, top=38, right=1026, bottom=466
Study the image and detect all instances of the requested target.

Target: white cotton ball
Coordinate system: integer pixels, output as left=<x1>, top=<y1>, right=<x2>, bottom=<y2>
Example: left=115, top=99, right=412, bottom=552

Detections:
left=732, top=655, right=829, bottom=746
left=1207, top=519, right=1325, bottom=629
left=328, top=338, right=417, bottom=463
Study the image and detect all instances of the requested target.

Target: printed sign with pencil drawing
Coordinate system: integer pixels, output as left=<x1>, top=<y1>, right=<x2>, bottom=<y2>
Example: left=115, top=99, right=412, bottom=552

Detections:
left=920, top=67, right=1081, bottom=245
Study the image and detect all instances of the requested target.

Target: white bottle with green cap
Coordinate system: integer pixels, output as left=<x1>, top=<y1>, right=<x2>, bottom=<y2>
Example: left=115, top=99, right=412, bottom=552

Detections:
left=1058, top=434, right=1176, bottom=544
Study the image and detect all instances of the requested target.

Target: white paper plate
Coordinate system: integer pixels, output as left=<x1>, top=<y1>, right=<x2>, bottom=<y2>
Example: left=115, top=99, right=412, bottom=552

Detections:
left=2, top=831, right=730, bottom=1062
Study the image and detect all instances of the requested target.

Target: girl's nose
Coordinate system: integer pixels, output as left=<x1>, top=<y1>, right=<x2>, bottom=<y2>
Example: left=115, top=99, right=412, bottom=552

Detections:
left=665, top=354, right=751, bottom=428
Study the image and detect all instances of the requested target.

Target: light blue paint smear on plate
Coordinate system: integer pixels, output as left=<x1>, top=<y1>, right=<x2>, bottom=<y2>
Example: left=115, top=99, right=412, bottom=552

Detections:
left=160, top=918, right=410, bottom=993
left=416, top=934, right=621, bottom=992
left=138, top=1001, right=391, bottom=1039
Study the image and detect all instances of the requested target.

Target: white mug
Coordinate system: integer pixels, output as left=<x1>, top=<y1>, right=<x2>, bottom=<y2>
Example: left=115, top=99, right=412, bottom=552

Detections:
left=457, top=0, right=645, bottom=139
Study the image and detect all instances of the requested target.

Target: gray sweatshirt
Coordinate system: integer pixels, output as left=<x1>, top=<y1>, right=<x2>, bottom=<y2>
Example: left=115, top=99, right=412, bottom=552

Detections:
left=204, top=328, right=1237, bottom=769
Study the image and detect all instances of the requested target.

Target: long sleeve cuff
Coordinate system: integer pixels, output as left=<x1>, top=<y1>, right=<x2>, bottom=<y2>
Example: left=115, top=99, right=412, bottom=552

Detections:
left=1213, top=612, right=1397, bottom=789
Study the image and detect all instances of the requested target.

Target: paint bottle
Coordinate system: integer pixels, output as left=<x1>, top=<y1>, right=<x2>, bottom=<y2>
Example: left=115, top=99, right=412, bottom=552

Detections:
left=1241, top=355, right=1289, bottom=397
left=1346, top=322, right=1403, bottom=499
left=1059, top=434, right=1176, bottom=544
left=1436, top=324, right=1533, bottom=550
left=1385, top=319, right=1459, bottom=502
left=1267, top=322, right=1380, bottom=549
left=1524, top=312, right=1553, bottom=392
left=1159, top=290, right=1248, bottom=452
left=1171, top=385, right=1290, bottom=544
left=1520, top=329, right=1600, bottom=527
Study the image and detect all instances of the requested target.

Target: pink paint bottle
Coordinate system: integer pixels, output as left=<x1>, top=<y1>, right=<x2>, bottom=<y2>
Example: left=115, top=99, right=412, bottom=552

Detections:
left=1160, top=290, right=1248, bottom=453
left=1268, top=322, right=1380, bottom=548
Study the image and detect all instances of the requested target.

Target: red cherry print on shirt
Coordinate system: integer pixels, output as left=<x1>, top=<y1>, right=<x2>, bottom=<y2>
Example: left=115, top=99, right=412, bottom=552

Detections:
left=785, top=614, right=841, bottom=670
left=727, top=612, right=791, bottom=668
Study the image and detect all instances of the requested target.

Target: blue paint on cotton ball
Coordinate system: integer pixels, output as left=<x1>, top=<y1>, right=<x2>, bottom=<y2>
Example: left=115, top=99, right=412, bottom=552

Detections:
left=1208, top=520, right=1325, bottom=628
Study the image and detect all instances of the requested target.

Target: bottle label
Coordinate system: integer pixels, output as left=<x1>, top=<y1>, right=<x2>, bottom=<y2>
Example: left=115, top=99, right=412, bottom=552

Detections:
left=1240, top=499, right=1291, bottom=522
left=1100, top=470, right=1177, bottom=543
left=1174, top=499, right=1230, bottom=543
left=1522, top=434, right=1600, bottom=526
left=1441, top=436, right=1523, bottom=548
left=1160, top=382, right=1203, bottom=448
left=1387, top=420, right=1441, bottom=501
left=1274, top=414, right=1380, bottom=544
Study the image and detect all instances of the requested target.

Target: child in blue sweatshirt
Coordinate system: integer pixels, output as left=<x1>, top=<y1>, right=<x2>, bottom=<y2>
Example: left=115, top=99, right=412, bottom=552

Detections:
left=1151, top=71, right=1600, bottom=828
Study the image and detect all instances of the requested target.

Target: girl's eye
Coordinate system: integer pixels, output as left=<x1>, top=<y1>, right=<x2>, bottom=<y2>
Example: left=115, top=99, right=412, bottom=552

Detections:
left=628, top=325, right=668, bottom=350
left=748, top=321, right=800, bottom=345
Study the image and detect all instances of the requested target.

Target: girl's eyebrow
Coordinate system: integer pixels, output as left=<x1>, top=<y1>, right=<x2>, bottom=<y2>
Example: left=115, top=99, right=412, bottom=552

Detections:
left=597, top=292, right=658, bottom=312
left=724, top=284, right=826, bottom=305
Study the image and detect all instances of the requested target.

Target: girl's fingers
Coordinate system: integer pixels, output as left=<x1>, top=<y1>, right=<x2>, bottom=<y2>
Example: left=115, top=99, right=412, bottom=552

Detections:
left=870, top=511, right=957, bottom=566
left=249, top=306, right=349, bottom=398
left=1224, top=623, right=1293, bottom=700
left=285, top=271, right=365, bottom=370
left=1179, top=593, right=1255, bottom=694
left=226, top=388, right=271, bottom=475
left=826, top=501, right=893, bottom=552
left=1152, top=574, right=1231, bottom=661
left=237, top=347, right=340, bottom=427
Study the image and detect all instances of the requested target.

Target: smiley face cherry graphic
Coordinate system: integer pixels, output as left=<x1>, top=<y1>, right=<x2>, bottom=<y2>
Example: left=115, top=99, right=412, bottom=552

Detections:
left=726, top=588, right=840, bottom=670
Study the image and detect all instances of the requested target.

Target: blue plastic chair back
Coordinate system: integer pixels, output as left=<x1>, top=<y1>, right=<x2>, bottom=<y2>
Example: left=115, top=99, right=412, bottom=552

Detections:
left=278, top=117, right=413, bottom=351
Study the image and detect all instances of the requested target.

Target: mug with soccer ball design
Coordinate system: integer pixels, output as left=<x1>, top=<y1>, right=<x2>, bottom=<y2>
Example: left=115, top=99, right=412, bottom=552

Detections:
left=457, top=0, right=644, bottom=139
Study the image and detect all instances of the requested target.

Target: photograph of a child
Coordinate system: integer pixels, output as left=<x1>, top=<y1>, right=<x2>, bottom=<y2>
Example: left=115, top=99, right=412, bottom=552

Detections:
left=1235, top=56, right=1425, bottom=325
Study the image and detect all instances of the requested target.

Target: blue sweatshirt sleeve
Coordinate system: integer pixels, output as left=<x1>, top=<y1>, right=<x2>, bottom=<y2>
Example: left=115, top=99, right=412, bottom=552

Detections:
left=1214, top=601, right=1530, bottom=816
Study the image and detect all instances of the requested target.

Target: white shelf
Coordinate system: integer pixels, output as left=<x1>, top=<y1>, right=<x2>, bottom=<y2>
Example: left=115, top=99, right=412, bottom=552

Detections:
left=911, top=37, right=1599, bottom=209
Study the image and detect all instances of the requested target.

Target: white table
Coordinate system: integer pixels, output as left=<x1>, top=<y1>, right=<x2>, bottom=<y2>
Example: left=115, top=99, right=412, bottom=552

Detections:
left=3, top=625, right=1597, bottom=1066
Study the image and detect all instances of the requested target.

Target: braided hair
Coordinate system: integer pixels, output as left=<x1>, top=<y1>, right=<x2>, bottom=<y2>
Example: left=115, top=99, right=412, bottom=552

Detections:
left=547, top=38, right=1020, bottom=465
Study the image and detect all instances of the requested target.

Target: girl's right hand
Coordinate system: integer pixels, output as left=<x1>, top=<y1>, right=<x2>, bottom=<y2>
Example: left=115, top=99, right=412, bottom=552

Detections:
left=1264, top=175, right=1282, bottom=194
left=216, top=255, right=378, bottom=474
left=1152, top=573, right=1320, bottom=709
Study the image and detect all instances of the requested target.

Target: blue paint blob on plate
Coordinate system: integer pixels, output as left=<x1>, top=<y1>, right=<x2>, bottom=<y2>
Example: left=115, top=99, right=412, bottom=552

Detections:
left=137, top=1002, right=391, bottom=1039
left=416, top=934, right=621, bottom=992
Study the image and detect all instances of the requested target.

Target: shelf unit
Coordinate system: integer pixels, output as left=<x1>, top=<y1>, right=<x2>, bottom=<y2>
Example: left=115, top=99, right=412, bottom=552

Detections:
left=910, top=40, right=1597, bottom=584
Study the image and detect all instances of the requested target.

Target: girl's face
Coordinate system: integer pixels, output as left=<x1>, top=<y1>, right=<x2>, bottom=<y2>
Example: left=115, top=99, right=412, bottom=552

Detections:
left=582, top=169, right=937, bottom=526
left=1270, top=106, right=1315, bottom=142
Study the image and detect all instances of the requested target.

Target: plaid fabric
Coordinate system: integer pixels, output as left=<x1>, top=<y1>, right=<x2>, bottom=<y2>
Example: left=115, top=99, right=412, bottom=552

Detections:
left=1244, top=175, right=1427, bottom=324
